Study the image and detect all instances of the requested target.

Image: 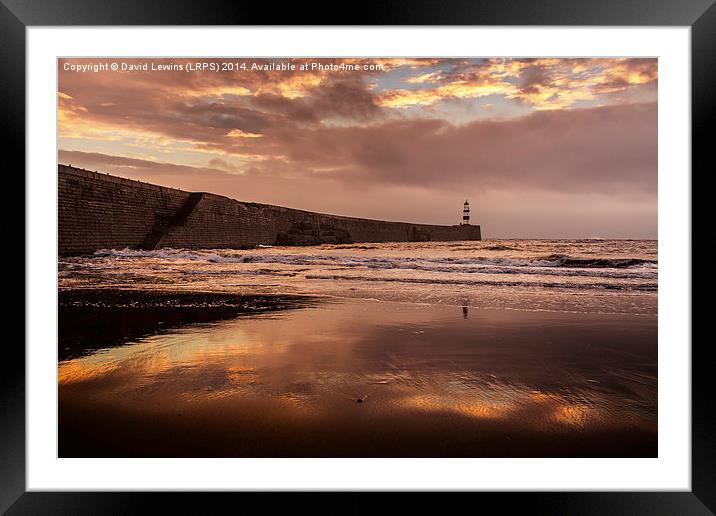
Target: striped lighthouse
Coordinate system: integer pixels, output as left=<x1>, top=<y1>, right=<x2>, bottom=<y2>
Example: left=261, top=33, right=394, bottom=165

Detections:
left=462, top=200, right=470, bottom=225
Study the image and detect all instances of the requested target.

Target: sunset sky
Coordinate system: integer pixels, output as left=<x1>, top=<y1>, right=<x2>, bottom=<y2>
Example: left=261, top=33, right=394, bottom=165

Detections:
left=58, top=57, right=657, bottom=238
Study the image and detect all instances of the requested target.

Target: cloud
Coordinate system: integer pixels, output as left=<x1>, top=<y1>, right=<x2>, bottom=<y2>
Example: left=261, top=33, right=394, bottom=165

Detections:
left=207, top=157, right=241, bottom=172
left=250, top=76, right=382, bottom=125
left=378, top=80, right=517, bottom=108
left=380, top=58, right=658, bottom=110
left=249, top=102, right=657, bottom=194
left=58, top=150, right=225, bottom=176
left=61, top=100, right=656, bottom=194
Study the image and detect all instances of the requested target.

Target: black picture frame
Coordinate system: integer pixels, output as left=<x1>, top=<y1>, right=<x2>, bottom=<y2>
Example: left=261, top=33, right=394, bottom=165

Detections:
left=4, top=0, right=711, bottom=513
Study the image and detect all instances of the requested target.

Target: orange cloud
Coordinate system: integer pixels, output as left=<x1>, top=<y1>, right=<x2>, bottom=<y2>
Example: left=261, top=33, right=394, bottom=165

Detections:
left=378, top=80, right=517, bottom=108
left=227, top=129, right=263, bottom=138
left=403, top=70, right=443, bottom=84
left=380, top=58, right=657, bottom=111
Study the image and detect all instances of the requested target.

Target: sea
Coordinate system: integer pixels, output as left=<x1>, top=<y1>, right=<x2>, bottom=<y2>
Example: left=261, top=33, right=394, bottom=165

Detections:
left=59, top=239, right=657, bottom=315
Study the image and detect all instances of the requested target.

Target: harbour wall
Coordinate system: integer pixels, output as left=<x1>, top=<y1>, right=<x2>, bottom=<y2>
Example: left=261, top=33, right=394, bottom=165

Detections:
left=58, top=164, right=481, bottom=255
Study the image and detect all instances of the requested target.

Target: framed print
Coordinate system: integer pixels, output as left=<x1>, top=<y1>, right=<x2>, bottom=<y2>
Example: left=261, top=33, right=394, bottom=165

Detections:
left=5, top=0, right=712, bottom=513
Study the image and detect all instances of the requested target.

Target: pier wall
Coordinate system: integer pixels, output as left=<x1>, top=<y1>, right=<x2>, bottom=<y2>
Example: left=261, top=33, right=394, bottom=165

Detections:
left=58, top=165, right=481, bottom=255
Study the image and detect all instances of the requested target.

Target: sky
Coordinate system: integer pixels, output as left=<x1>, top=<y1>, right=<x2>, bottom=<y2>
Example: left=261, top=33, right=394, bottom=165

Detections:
left=58, top=57, right=658, bottom=239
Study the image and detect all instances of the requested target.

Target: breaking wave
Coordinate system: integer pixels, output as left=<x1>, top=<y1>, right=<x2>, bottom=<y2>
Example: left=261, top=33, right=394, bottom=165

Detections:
left=91, top=248, right=656, bottom=271
left=304, top=274, right=658, bottom=291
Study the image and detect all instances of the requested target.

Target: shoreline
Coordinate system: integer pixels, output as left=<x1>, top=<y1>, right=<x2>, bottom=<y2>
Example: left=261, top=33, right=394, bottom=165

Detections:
left=59, top=286, right=655, bottom=312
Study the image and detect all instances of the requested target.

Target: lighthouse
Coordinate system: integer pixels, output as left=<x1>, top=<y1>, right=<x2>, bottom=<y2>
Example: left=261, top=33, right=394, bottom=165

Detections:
left=462, top=200, right=470, bottom=225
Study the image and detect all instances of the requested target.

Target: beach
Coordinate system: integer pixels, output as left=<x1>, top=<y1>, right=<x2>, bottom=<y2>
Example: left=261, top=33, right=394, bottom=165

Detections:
left=58, top=239, right=657, bottom=457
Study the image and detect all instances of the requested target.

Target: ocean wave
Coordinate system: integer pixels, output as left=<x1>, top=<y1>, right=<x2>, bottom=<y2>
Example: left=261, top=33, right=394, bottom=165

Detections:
left=304, top=274, right=658, bottom=291
left=91, top=248, right=657, bottom=271
left=366, top=263, right=655, bottom=279
left=540, top=254, right=657, bottom=269
left=482, top=244, right=517, bottom=251
left=166, top=263, right=655, bottom=280
left=181, top=268, right=299, bottom=277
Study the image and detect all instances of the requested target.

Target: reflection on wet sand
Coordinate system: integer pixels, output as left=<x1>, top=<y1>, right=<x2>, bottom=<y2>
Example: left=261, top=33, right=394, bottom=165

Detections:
left=58, top=288, right=315, bottom=361
left=59, top=295, right=657, bottom=457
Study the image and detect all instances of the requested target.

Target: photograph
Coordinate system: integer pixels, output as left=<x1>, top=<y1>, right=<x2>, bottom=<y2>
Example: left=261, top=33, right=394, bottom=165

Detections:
left=57, top=56, right=658, bottom=458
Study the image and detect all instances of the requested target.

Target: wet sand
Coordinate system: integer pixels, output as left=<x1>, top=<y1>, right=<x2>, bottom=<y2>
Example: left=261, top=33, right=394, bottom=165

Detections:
left=58, top=289, right=657, bottom=457
left=59, top=289, right=316, bottom=361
